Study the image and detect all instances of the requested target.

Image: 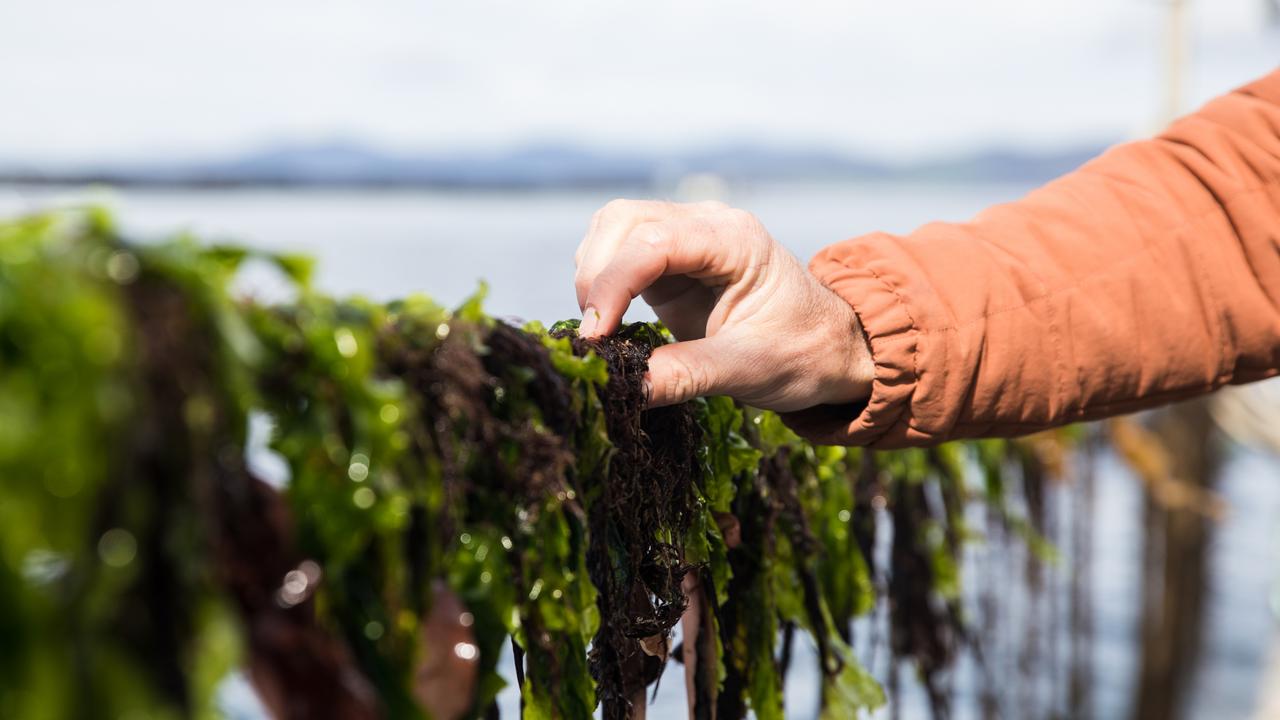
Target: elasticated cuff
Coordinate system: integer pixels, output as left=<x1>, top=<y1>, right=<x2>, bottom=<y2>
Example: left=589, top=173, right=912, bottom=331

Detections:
left=780, top=237, right=922, bottom=448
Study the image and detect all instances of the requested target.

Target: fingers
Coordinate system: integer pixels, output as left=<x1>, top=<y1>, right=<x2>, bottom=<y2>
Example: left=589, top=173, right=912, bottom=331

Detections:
left=572, top=199, right=765, bottom=409
left=574, top=199, right=727, bottom=311
left=580, top=211, right=759, bottom=337
left=645, top=336, right=738, bottom=407
left=574, top=199, right=675, bottom=310
left=641, top=276, right=717, bottom=341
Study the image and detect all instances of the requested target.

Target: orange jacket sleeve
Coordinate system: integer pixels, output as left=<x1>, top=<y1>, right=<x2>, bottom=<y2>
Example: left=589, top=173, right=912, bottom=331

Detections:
left=785, top=69, right=1280, bottom=449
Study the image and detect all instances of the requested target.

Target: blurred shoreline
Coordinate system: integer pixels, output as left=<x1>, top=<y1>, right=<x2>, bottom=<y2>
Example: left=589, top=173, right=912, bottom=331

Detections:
left=0, top=139, right=1108, bottom=191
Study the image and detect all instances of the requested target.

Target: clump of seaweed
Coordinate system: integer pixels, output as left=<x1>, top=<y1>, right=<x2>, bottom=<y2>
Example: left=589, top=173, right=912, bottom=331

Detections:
left=565, top=325, right=699, bottom=719
left=0, top=209, right=1089, bottom=720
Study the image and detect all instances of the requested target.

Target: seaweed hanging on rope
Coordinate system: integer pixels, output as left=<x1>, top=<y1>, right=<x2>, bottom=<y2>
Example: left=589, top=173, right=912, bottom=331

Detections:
left=562, top=324, right=699, bottom=720
left=0, top=209, right=1090, bottom=720
left=130, top=255, right=378, bottom=719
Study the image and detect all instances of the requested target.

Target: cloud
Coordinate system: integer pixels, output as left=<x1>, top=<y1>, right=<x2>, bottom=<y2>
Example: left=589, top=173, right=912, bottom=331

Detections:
left=0, top=0, right=1274, bottom=164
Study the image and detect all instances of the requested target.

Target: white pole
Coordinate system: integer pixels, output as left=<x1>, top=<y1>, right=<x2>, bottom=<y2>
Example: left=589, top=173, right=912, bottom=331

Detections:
left=1163, top=0, right=1187, bottom=124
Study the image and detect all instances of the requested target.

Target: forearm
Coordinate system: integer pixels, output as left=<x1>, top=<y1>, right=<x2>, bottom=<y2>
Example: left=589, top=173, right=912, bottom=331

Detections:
left=787, top=70, right=1280, bottom=448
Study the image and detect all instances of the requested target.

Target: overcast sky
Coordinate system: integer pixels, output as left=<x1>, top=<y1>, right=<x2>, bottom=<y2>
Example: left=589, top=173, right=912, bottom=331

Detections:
left=0, top=1, right=1276, bottom=165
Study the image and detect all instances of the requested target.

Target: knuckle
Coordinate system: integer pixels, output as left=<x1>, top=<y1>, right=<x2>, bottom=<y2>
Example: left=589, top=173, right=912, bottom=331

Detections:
left=629, top=221, right=671, bottom=247
left=725, top=207, right=760, bottom=232
left=590, top=267, right=626, bottom=301
left=723, top=209, right=770, bottom=250
left=696, top=200, right=730, bottom=212
left=602, top=197, right=632, bottom=217
left=662, top=353, right=711, bottom=403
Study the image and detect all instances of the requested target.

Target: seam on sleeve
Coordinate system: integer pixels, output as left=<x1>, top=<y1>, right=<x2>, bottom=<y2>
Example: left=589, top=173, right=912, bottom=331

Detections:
left=1188, top=217, right=1234, bottom=385
left=1008, top=207, right=1073, bottom=418
left=1219, top=187, right=1280, bottom=322
left=1133, top=133, right=1247, bottom=384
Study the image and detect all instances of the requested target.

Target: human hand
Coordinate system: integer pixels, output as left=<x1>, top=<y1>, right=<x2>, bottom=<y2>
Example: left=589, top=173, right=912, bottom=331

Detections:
left=573, top=199, right=873, bottom=411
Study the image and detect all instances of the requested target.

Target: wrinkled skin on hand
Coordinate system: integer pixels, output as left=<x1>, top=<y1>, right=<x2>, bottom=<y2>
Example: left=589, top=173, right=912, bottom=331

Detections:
left=573, top=199, right=872, bottom=412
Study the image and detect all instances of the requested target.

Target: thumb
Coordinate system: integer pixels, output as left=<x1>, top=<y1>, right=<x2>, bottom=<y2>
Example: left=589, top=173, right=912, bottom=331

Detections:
left=645, top=337, right=737, bottom=407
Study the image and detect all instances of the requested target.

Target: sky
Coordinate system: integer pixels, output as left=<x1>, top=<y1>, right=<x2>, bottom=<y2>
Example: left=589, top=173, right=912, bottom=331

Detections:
left=0, top=0, right=1276, bottom=165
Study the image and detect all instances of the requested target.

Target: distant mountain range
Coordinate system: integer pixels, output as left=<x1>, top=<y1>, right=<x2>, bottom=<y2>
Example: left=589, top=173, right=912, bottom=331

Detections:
left=0, top=139, right=1110, bottom=189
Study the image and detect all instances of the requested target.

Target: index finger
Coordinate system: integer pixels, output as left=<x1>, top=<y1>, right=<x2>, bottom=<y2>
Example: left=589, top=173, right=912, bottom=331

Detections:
left=574, top=199, right=678, bottom=311
left=579, top=211, right=758, bottom=338
left=574, top=199, right=729, bottom=311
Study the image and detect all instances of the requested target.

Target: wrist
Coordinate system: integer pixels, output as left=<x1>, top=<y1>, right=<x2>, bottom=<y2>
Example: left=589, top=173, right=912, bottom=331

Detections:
left=817, top=287, right=874, bottom=407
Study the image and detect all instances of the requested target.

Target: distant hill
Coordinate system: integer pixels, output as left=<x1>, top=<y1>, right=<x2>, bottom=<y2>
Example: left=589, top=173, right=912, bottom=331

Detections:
left=0, top=140, right=1109, bottom=189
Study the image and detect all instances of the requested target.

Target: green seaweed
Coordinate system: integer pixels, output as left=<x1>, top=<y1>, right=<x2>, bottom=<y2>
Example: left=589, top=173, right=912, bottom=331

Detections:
left=0, top=209, right=1069, bottom=720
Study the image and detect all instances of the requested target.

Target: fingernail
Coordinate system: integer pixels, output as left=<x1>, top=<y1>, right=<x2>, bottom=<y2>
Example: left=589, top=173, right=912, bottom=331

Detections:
left=641, top=377, right=653, bottom=406
left=580, top=307, right=600, bottom=337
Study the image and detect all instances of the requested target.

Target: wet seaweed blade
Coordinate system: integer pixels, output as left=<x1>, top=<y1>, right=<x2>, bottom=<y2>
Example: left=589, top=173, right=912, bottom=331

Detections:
left=0, top=209, right=1081, bottom=719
